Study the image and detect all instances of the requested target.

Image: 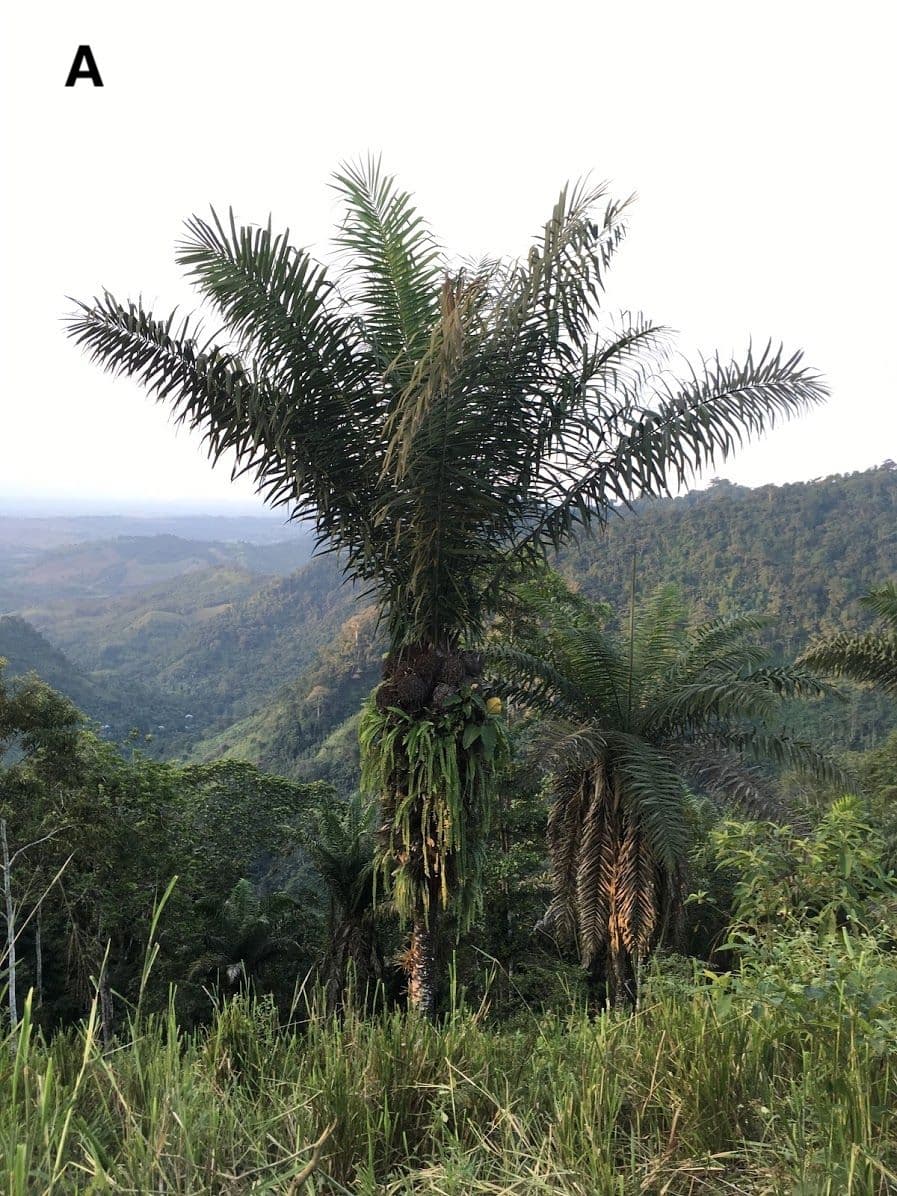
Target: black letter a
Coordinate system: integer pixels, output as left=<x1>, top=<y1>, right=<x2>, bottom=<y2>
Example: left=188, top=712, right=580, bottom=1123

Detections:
left=65, top=45, right=103, bottom=87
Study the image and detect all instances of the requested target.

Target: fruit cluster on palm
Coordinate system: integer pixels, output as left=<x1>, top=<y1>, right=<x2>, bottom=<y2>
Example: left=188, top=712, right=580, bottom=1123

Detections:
left=493, top=578, right=842, bottom=1005
left=66, top=158, right=827, bottom=1012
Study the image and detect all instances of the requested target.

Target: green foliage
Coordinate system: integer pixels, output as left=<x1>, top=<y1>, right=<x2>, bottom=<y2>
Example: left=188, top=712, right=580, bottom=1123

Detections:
left=0, top=660, right=83, bottom=765
left=851, top=728, right=897, bottom=869
left=360, top=686, right=508, bottom=932
left=493, top=575, right=842, bottom=1000
left=2, top=968, right=896, bottom=1193
left=188, top=879, right=302, bottom=993
left=176, top=759, right=328, bottom=899
left=1, top=690, right=337, bottom=1031
left=801, top=580, right=897, bottom=694
left=709, top=794, right=896, bottom=941
left=295, top=790, right=391, bottom=1010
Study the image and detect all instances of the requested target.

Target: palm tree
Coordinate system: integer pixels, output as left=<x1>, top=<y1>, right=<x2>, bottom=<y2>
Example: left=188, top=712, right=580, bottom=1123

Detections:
left=799, top=582, right=897, bottom=695
left=297, top=792, right=386, bottom=1011
left=189, top=879, right=298, bottom=992
left=65, top=159, right=827, bottom=1013
left=493, top=577, right=841, bottom=1005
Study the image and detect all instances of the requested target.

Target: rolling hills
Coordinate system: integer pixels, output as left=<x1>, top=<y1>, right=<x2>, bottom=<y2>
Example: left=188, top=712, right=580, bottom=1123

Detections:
left=1, top=465, right=895, bottom=777
left=0, top=615, right=184, bottom=739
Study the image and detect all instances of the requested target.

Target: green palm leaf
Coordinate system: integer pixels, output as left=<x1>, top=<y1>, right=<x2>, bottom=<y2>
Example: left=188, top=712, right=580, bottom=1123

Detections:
left=801, top=631, right=897, bottom=695
left=332, top=156, right=441, bottom=377
left=605, top=733, right=691, bottom=872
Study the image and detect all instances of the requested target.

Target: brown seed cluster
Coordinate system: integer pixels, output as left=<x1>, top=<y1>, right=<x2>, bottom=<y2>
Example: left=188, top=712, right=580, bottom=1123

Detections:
left=375, top=646, right=485, bottom=714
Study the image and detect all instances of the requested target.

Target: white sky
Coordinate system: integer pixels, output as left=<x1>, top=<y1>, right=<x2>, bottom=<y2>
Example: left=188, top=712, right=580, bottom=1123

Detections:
left=2, top=0, right=895, bottom=511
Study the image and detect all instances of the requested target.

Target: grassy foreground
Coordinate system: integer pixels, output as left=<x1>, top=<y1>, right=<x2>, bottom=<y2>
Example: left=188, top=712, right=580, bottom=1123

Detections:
left=2, top=959, right=896, bottom=1196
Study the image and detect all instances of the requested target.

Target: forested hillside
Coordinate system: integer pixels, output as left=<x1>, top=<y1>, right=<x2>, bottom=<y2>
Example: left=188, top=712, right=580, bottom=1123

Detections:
left=0, top=531, right=314, bottom=609
left=562, top=468, right=897, bottom=644
left=0, top=616, right=183, bottom=739
left=184, top=466, right=897, bottom=780
left=2, top=466, right=895, bottom=770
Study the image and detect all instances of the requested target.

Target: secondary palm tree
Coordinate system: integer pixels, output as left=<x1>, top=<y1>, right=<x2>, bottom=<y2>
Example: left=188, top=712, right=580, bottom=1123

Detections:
left=297, top=791, right=386, bottom=1011
left=493, top=577, right=841, bottom=1005
left=189, top=879, right=299, bottom=992
left=65, top=158, right=827, bottom=1014
left=799, top=582, right=897, bottom=695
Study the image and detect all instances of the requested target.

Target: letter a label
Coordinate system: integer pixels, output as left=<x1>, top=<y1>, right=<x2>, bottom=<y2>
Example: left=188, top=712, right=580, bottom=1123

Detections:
left=65, top=45, right=103, bottom=87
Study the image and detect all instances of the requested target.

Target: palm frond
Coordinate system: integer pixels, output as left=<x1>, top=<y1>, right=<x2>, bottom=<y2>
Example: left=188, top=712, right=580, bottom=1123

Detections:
left=861, top=581, right=897, bottom=628
left=669, top=743, right=789, bottom=822
left=487, top=642, right=589, bottom=720
left=614, top=818, right=658, bottom=957
left=63, top=293, right=382, bottom=569
left=629, top=584, right=688, bottom=698
left=332, top=156, right=442, bottom=377
left=511, top=341, right=827, bottom=555
left=559, top=624, right=632, bottom=725
left=176, top=209, right=369, bottom=392
left=701, top=728, right=848, bottom=793
left=649, top=677, right=780, bottom=732
left=606, top=733, right=691, bottom=872
left=527, top=722, right=607, bottom=777
left=678, top=612, right=772, bottom=675
left=542, top=771, right=588, bottom=945
left=494, top=178, right=632, bottom=355
left=800, top=632, right=897, bottom=695
left=573, top=768, right=614, bottom=965
left=649, top=665, right=835, bottom=736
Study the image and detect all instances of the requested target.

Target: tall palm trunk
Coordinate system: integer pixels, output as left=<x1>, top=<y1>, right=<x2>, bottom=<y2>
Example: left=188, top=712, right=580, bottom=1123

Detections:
left=606, top=942, right=636, bottom=1008
left=404, top=863, right=441, bottom=1018
left=406, top=909, right=438, bottom=1019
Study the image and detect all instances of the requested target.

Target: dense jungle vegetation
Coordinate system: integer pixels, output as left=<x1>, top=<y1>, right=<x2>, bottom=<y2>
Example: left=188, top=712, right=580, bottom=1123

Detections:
left=3, top=583, right=897, bottom=1191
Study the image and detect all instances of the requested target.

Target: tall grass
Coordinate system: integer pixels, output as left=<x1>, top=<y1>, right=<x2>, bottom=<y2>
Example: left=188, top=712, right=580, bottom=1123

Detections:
left=2, top=956, right=895, bottom=1194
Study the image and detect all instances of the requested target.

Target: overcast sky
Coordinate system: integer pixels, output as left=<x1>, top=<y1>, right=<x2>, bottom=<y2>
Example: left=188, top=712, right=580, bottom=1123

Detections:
left=2, top=0, right=895, bottom=512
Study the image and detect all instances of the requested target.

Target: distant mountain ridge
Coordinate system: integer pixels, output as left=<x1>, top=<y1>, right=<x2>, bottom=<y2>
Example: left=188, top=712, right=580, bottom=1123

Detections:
left=0, top=512, right=313, bottom=550
left=2, top=465, right=896, bottom=773
left=1, top=534, right=315, bottom=608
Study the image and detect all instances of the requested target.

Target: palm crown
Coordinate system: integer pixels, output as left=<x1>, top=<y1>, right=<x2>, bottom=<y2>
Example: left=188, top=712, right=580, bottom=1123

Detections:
left=493, top=578, right=842, bottom=1002
left=66, top=158, right=826, bottom=650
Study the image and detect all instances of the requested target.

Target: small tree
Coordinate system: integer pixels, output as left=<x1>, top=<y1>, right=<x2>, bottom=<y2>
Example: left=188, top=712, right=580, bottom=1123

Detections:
left=0, top=663, right=82, bottom=1029
left=494, top=578, right=843, bottom=1005
left=297, top=791, right=386, bottom=1011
